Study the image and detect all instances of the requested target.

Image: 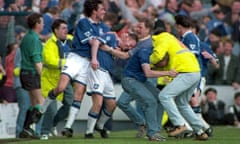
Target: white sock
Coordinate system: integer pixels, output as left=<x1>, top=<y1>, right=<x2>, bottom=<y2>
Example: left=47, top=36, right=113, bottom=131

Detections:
left=86, top=115, right=97, bottom=134
left=96, top=110, right=111, bottom=129
left=65, top=106, right=79, bottom=128
left=196, top=113, right=210, bottom=130
left=41, top=97, right=54, bottom=113
left=184, top=120, right=193, bottom=131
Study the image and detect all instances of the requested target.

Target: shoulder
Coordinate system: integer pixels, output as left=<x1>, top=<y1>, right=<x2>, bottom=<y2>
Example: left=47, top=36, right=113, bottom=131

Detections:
left=77, top=18, right=89, bottom=26
left=138, top=48, right=151, bottom=56
left=67, top=34, right=73, bottom=40
left=231, top=54, right=239, bottom=60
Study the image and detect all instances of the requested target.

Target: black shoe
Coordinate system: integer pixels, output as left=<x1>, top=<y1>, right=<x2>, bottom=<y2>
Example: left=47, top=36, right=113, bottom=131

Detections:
left=61, top=128, right=73, bottom=137
left=19, top=128, right=40, bottom=139
left=205, top=127, right=213, bottom=137
left=32, top=108, right=43, bottom=123
left=85, top=133, right=94, bottom=139
left=95, top=126, right=109, bottom=138
left=183, top=131, right=194, bottom=138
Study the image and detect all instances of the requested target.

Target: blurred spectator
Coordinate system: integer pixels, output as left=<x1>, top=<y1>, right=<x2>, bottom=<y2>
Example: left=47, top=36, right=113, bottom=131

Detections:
left=10, top=0, right=27, bottom=11
left=142, top=5, right=158, bottom=21
left=210, top=40, right=224, bottom=55
left=0, top=43, right=18, bottom=103
left=48, top=0, right=59, bottom=8
left=60, top=1, right=83, bottom=22
left=0, top=0, right=6, bottom=11
left=117, top=0, right=152, bottom=25
left=164, top=0, right=178, bottom=16
left=65, top=1, right=84, bottom=34
left=41, top=0, right=50, bottom=12
left=0, top=56, right=5, bottom=75
left=104, top=0, right=121, bottom=19
left=201, top=87, right=226, bottom=125
left=0, top=55, right=6, bottom=97
left=8, top=0, right=29, bottom=28
left=225, top=92, right=240, bottom=127
left=149, top=0, right=165, bottom=9
left=13, top=43, right=32, bottom=138
left=24, top=0, right=32, bottom=10
left=190, top=0, right=219, bottom=23
left=157, top=0, right=177, bottom=34
left=0, top=0, right=11, bottom=57
left=40, top=6, right=60, bottom=42
left=204, top=27, right=223, bottom=44
left=15, top=25, right=26, bottom=44
left=117, top=0, right=139, bottom=25
left=178, top=0, right=194, bottom=16
left=32, top=0, right=40, bottom=12
left=224, top=0, right=240, bottom=57
left=207, top=39, right=240, bottom=89
left=32, top=0, right=54, bottom=12
left=215, top=0, right=234, bottom=11
left=205, top=8, right=232, bottom=39
left=224, top=0, right=240, bottom=27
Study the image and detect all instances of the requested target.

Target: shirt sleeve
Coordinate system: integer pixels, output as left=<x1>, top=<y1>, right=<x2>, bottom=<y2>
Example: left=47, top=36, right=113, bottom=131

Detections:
left=150, top=40, right=168, bottom=65
left=74, top=19, right=95, bottom=45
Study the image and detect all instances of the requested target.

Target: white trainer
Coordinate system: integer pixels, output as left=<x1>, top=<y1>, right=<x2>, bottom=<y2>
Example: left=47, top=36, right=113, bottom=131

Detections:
left=51, top=127, right=58, bottom=136
left=40, top=134, right=49, bottom=140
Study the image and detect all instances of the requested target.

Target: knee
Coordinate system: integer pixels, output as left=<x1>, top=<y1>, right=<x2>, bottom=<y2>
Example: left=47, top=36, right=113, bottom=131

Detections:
left=73, top=93, right=83, bottom=102
left=158, top=94, right=169, bottom=102
left=105, top=100, right=117, bottom=112
left=92, top=102, right=103, bottom=112
left=117, top=99, right=128, bottom=108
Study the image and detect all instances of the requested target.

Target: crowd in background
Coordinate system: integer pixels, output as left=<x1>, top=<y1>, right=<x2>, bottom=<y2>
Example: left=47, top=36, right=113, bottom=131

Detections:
left=0, top=0, right=240, bottom=139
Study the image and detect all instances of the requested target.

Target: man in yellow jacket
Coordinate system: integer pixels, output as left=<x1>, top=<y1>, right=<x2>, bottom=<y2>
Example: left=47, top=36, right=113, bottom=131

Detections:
left=40, top=19, right=74, bottom=140
left=150, top=28, right=208, bottom=141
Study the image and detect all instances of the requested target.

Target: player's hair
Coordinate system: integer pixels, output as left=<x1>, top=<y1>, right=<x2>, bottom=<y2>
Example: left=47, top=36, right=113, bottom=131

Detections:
left=52, top=19, right=67, bottom=33
left=175, top=14, right=192, bottom=28
left=27, top=12, right=43, bottom=29
left=83, top=0, right=103, bottom=17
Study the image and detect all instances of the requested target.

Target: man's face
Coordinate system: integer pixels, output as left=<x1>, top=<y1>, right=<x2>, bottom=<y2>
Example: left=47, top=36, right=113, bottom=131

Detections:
left=55, top=23, right=68, bottom=40
left=37, top=17, right=44, bottom=32
left=223, top=42, right=233, bottom=56
left=236, top=96, right=240, bottom=106
left=135, top=22, right=149, bottom=39
left=206, top=91, right=217, bottom=102
left=119, top=33, right=137, bottom=51
left=175, top=24, right=184, bottom=36
left=95, top=4, right=106, bottom=21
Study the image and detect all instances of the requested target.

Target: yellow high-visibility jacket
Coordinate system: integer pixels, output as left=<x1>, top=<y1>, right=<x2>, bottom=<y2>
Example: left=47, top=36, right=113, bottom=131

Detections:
left=41, top=34, right=73, bottom=101
left=150, top=32, right=200, bottom=73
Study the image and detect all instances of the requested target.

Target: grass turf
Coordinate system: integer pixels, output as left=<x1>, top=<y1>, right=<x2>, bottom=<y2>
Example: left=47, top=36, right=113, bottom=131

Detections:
left=0, top=126, right=239, bottom=144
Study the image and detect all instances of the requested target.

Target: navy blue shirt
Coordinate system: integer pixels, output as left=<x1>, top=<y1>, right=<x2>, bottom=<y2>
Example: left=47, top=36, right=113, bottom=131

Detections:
left=71, top=17, right=110, bottom=58
left=97, top=33, right=118, bottom=72
left=124, top=44, right=153, bottom=82
left=200, top=42, right=218, bottom=76
left=181, top=31, right=203, bottom=74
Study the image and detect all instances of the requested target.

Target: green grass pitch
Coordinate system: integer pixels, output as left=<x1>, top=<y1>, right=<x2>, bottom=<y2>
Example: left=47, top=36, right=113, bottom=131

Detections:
left=1, top=126, right=240, bottom=144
